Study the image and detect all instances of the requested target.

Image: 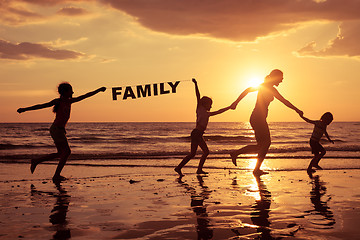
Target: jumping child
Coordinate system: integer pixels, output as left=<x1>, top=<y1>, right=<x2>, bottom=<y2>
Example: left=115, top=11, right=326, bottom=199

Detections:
left=174, top=78, right=253, bottom=176
left=17, top=83, right=106, bottom=182
left=300, top=112, right=334, bottom=173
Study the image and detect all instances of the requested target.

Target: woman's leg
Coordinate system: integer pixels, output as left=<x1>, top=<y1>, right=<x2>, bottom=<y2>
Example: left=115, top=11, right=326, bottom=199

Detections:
left=253, top=121, right=271, bottom=175
left=230, top=145, right=259, bottom=166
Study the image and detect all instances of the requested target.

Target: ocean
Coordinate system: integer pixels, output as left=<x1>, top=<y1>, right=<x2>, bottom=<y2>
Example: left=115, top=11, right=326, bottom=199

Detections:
left=1, top=122, right=360, bottom=172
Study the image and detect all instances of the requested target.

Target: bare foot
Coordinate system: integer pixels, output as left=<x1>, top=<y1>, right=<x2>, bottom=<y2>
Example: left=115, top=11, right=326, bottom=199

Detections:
left=30, top=159, right=38, bottom=174
left=174, top=167, right=184, bottom=177
left=314, top=165, right=323, bottom=170
left=253, top=169, right=269, bottom=176
left=52, top=175, right=67, bottom=182
left=307, top=168, right=316, bottom=173
left=196, top=170, right=208, bottom=175
left=230, top=152, right=237, bottom=166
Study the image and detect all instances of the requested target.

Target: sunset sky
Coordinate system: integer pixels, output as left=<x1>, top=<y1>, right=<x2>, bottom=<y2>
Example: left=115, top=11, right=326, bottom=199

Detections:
left=1, top=0, right=359, bottom=122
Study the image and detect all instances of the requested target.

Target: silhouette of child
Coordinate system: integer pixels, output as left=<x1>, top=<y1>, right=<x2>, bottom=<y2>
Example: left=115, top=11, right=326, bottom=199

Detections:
left=174, top=79, right=253, bottom=176
left=17, top=83, right=106, bottom=182
left=300, top=112, right=334, bottom=173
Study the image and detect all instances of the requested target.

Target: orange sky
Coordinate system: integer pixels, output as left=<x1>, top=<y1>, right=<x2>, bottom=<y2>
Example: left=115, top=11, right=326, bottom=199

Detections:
left=1, top=0, right=359, bottom=122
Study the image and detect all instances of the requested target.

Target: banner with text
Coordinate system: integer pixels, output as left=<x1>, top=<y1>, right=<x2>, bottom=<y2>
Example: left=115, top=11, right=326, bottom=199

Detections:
left=112, top=80, right=190, bottom=100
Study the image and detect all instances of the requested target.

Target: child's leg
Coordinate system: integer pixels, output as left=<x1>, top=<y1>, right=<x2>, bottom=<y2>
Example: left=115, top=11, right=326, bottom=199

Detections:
left=314, top=149, right=326, bottom=169
left=197, top=138, right=209, bottom=174
left=307, top=154, right=318, bottom=172
left=53, top=140, right=71, bottom=181
left=31, top=153, right=59, bottom=173
left=230, top=145, right=259, bottom=166
left=175, top=140, right=198, bottom=176
left=309, top=141, right=326, bottom=170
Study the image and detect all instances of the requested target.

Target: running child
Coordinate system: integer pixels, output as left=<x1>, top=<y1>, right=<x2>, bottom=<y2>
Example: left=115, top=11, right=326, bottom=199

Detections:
left=174, top=78, right=253, bottom=176
left=17, top=83, right=106, bottom=182
left=299, top=112, right=334, bottom=173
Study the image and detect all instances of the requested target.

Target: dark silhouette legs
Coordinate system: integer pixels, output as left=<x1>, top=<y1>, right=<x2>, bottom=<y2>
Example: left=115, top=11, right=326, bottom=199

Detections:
left=175, top=133, right=209, bottom=176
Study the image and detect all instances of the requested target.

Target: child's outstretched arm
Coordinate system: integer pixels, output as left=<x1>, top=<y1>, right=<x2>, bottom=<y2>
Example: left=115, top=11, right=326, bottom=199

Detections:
left=192, top=78, right=201, bottom=103
left=72, top=87, right=106, bottom=103
left=209, top=105, right=231, bottom=116
left=325, top=131, right=334, bottom=144
left=231, top=87, right=255, bottom=109
left=300, top=115, right=316, bottom=124
left=17, top=99, right=57, bottom=113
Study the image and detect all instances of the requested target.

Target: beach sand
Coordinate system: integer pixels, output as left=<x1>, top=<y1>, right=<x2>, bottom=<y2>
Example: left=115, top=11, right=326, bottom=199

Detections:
left=1, top=162, right=360, bottom=239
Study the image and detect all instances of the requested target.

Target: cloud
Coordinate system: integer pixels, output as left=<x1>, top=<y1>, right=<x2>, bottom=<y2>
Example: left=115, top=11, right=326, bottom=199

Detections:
left=2, top=0, right=360, bottom=58
left=0, top=39, right=84, bottom=60
left=102, top=0, right=360, bottom=40
left=19, top=0, right=90, bottom=6
left=0, top=0, right=91, bottom=25
left=57, top=7, right=89, bottom=16
left=297, top=21, right=360, bottom=57
left=0, top=0, right=43, bottom=25
left=102, top=0, right=360, bottom=57
left=43, top=37, right=89, bottom=48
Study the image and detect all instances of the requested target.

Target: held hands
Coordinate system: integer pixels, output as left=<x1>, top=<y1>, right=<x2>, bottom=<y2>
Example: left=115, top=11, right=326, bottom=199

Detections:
left=247, top=86, right=258, bottom=92
left=330, top=140, right=335, bottom=144
left=296, top=109, right=304, bottom=117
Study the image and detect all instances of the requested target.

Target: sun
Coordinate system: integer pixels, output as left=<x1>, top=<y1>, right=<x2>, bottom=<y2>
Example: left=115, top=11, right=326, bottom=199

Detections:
left=247, top=75, right=264, bottom=88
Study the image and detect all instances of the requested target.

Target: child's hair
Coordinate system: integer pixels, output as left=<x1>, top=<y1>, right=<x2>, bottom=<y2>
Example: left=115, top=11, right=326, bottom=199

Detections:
left=199, top=96, right=212, bottom=107
left=58, top=82, right=72, bottom=96
left=265, top=69, right=283, bottom=83
left=53, top=82, right=72, bottom=113
left=321, top=112, right=333, bottom=125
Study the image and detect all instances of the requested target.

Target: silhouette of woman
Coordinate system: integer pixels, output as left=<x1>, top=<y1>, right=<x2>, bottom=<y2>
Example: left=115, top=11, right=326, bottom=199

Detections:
left=230, top=69, right=303, bottom=175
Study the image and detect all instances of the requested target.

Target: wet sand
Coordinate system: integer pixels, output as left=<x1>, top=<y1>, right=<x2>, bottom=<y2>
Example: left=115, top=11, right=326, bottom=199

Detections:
left=0, top=162, right=360, bottom=239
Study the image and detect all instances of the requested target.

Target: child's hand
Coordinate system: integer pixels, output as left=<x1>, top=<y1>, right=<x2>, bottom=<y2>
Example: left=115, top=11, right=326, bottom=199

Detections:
left=17, top=108, right=24, bottom=113
left=297, top=109, right=303, bottom=117
left=99, top=87, right=106, bottom=92
left=192, top=78, right=197, bottom=84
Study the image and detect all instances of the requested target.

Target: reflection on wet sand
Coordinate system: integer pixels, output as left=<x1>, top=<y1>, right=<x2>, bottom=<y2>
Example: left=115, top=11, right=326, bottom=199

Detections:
left=31, top=182, right=71, bottom=239
left=177, top=175, right=213, bottom=240
left=305, top=174, right=335, bottom=228
left=230, top=175, right=273, bottom=239
left=250, top=175, right=272, bottom=239
left=231, top=174, right=300, bottom=239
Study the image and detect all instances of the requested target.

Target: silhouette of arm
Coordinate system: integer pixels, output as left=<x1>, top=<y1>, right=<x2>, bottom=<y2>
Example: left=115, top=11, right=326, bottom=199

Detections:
left=209, top=106, right=231, bottom=116
left=231, top=87, right=255, bottom=109
left=71, top=87, right=106, bottom=103
left=325, top=131, right=334, bottom=144
left=192, top=78, right=201, bottom=103
left=17, top=99, right=58, bottom=113
left=272, top=88, right=303, bottom=115
left=300, top=115, right=316, bottom=124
